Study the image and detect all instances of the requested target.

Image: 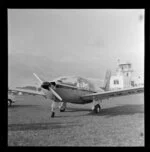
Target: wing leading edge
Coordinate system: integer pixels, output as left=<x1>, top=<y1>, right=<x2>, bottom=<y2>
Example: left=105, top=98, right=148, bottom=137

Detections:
left=81, top=86, right=144, bottom=101
left=8, top=88, right=46, bottom=97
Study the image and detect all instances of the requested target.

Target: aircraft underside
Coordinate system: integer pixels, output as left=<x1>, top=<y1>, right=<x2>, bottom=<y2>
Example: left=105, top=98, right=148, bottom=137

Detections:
left=55, top=87, right=94, bottom=104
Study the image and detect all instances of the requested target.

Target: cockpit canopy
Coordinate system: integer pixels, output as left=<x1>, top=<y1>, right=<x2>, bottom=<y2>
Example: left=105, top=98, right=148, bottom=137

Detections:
left=57, top=76, right=96, bottom=92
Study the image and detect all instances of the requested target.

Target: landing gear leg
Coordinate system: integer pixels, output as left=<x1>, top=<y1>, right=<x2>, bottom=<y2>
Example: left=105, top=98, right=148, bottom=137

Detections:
left=93, top=104, right=101, bottom=113
left=92, top=98, right=102, bottom=114
left=59, top=102, right=67, bottom=112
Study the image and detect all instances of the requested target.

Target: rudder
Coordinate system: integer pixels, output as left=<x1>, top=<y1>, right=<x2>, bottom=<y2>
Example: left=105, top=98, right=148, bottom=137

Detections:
left=103, top=70, right=111, bottom=91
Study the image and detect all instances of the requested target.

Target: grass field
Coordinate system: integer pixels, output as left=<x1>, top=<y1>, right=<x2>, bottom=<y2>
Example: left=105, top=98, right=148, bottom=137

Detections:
left=8, top=94, right=144, bottom=146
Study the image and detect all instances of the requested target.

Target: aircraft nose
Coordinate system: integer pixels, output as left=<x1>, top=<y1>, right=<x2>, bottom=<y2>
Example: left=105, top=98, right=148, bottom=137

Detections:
left=41, top=82, right=51, bottom=90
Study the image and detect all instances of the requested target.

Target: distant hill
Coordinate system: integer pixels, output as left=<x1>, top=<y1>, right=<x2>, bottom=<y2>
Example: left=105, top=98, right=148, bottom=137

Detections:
left=8, top=52, right=105, bottom=88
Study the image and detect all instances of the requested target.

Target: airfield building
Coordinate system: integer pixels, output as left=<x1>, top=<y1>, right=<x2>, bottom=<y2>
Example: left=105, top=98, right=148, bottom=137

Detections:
left=131, top=75, right=144, bottom=87
left=109, top=62, right=133, bottom=90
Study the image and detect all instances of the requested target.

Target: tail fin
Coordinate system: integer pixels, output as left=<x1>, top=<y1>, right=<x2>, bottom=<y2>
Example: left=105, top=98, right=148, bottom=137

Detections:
left=103, top=70, right=111, bottom=91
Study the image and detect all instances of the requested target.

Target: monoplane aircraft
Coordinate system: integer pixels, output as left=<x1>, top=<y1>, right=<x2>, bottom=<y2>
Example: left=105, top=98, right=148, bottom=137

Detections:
left=8, top=71, right=144, bottom=117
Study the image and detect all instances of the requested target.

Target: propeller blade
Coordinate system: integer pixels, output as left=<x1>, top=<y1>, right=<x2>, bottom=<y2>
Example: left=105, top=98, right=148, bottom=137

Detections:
left=33, top=73, right=43, bottom=84
left=49, top=87, right=62, bottom=101
left=33, top=73, right=62, bottom=101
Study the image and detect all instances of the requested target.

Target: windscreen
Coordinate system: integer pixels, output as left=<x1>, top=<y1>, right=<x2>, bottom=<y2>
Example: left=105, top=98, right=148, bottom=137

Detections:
left=58, top=76, right=95, bottom=92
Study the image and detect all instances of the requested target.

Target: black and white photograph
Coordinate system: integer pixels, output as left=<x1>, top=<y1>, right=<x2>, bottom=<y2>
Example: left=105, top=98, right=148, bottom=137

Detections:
left=8, top=9, right=144, bottom=146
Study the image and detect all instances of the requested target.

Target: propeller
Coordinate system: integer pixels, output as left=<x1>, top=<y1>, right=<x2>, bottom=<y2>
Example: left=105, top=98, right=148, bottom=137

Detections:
left=33, top=73, right=62, bottom=101
left=49, top=87, right=62, bottom=101
left=33, top=73, right=43, bottom=84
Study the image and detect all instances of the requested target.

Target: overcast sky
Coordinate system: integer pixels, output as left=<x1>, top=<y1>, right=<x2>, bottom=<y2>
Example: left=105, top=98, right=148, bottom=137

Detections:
left=8, top=9, right=144, bottom=87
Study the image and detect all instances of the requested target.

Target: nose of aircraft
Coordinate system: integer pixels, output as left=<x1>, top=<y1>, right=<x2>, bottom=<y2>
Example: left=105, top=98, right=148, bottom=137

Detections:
left=41, top=81, right=51, bottom=90
left=33, top=73, right=62, bottom=101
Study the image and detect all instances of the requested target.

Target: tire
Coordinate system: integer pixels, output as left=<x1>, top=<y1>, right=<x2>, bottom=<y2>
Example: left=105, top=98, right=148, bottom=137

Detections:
left=60, top=103, right=66, bottom=112
left=8, top=99, right=12, bottom=107
left=94, top=104, right=101, bottom=113
left=60, top=107, right=65, bottom=112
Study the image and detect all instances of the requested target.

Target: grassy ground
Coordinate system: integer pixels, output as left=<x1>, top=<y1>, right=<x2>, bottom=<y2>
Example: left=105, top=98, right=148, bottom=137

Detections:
left=8, top=94, right=144, bottom=146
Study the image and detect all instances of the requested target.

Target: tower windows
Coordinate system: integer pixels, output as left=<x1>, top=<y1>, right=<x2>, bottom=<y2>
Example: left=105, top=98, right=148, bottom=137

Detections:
left=114, top=80, right=119, bottom=85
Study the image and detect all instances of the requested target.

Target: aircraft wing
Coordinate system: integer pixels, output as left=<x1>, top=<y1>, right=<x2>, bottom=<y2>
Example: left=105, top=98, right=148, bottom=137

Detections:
left=8, top=88, right=46, bottom=97
left=80, top=86, right=144, bottom=101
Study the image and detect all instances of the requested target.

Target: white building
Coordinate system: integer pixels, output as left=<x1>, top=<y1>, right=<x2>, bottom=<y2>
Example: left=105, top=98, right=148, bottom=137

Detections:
left=131, top=75, right=144, bottom=87
left=109, top=61, right=133, bottom=90
left=109, top=75, right=124, bottom=90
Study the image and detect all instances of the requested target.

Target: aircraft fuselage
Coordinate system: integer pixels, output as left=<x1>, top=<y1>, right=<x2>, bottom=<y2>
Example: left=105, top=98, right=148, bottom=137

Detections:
left=55, top=84, right=94, bottom=104
left=44, top=76, right=101, bottom=104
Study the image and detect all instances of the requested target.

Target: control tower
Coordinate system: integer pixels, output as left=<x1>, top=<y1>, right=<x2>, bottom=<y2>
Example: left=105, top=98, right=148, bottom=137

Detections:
left=116, top=60, right=133, bottom=88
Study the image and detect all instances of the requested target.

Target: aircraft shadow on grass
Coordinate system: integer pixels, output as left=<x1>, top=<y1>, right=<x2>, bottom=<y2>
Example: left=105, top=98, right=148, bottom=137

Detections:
left=9, top=103, right=144, bottom=117
left=65, top=107, right=91, bottom=112
left=87, top=104, right=144, bottom=117
left=66, top=104, right=144, bottom=117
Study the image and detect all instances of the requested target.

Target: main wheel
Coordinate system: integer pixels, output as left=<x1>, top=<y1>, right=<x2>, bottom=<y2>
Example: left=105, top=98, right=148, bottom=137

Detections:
left=60, top=105, right=66, bottom=112
left=59, top=102, right=66, bottom=112
left=60, top=108, right=65, bottom=112
left=94, top=104, right=101, bottom=113
left=8, top=99, right=12, bottom=107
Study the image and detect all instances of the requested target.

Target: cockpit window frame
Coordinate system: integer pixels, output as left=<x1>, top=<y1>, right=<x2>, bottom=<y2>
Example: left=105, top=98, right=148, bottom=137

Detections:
left=57, top=76, right=92, bottom=91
